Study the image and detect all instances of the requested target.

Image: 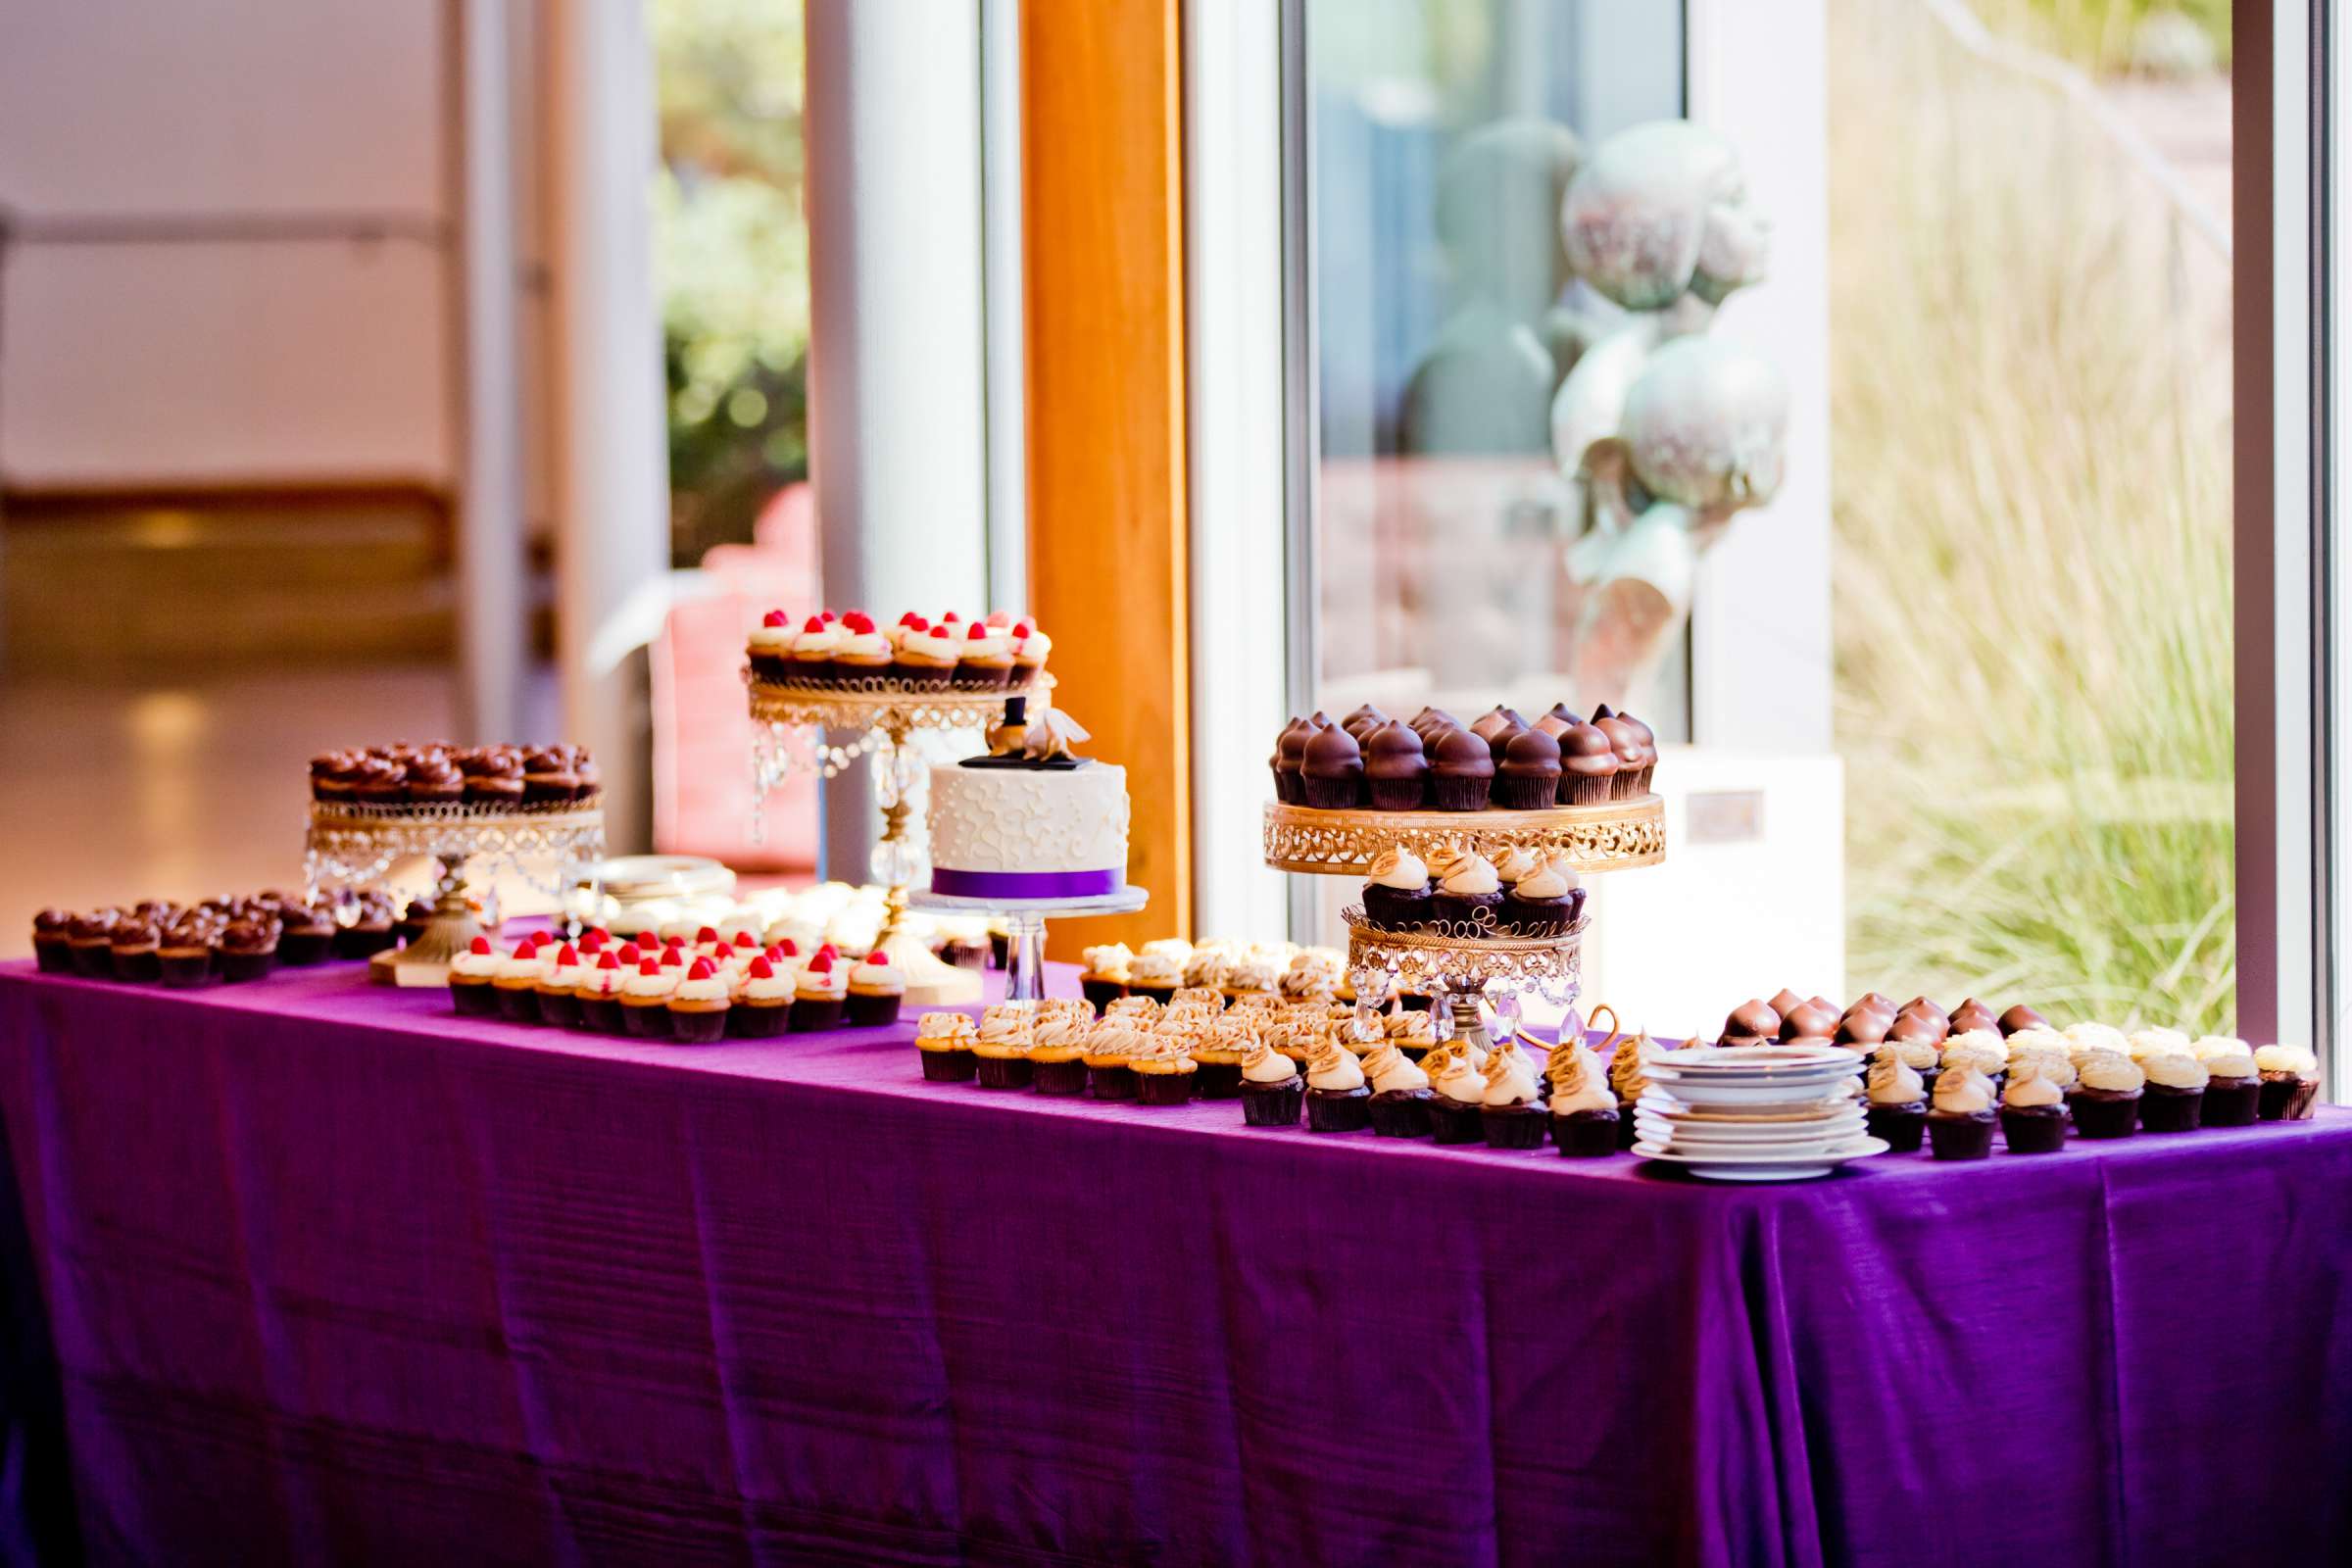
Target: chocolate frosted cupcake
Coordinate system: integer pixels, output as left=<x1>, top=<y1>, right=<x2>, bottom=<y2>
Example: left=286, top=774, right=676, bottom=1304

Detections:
left=1926, top=1066, right=1998, bottom=1159
left=1427, top=1050, right=1490, bottom=1144
left=1342, top=703, right=1390, bottom=742
left=2069, top=1054, right=2144, bottom=1139
left=1836, top=1001, right=1894, bottom=1051
left=31, top=909, right=74, bottom=974
left=1777, top=997, right=1840, bottom=1043
left=1363, top=720, right=1431, bottom=810
left=1863, top=1052, right=1930, bottom=1152
left=1998, top=1004, right=2051, bottom=1037
left=1300, top=721, right=1365, bottom=809
left=219, top=919, right=279, bottom=984
left=1302, top=1041, right=1371, bottom=1130
left=1533, top=703, right=1582, bottom=738
left=1559, top=722, right=1618, bottom=806
left=67, top=912, right=117, bottom=977
left=108, top=920, right=162, bottom=984
left=1947, top=998, right=2002, bottom=1037
left=1494, top=726, right=1561, bottom=809
left=1591, top=714, right=1647, bottom=801
left=2137, top=1053, right=2207, bottom=1132
left=1362, top=1042, right=1435, bottom=1136
left=1468, top=705, right=1523, bottom=747
left=1500, top=855, right=1578, bottom=936
left=277, top=904, right=335, bottom=967
left=1482, top=715, right=1529, bottom=771
left=336, top=894, right=398, bottom=958
left=2192, top=1038, right=2261, bottom=1126
left=915, top=1011, right=979, bottom=1082
left=158, top=918, right=218, bottom=989
left=1432, top=852, right=1504, bottom=931
left=1428, top=726, right=1495, bottom=811
left=1239, top=1039, right=1304, bottom=1126
left=2255, top=1045, right=2321, bottom=1121
left=1999, top=1068, right=2071, bottom=1152
left=1361, top=846, right=1433, bottom=930
left=1271, top=717, right=1312, bottom=804
left=1720, top=999, right=1782, bottom=1046
left=1545, top=1045, right=1619, bottom=1156
left=1479, top=1042, right=1546, bottom=1149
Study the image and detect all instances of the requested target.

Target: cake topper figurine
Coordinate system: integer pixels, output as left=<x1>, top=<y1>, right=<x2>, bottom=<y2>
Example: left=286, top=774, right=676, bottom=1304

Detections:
left=975, top=696, right=1092, bottom=768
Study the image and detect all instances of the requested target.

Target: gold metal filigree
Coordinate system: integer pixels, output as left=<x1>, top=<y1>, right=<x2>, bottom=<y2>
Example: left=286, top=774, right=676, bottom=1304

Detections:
left=1342, top=906, right=1589, bottom=1001
left=1261, top=796, right=1665, bottom=876
left=744, top=666, right=1049, bottom=732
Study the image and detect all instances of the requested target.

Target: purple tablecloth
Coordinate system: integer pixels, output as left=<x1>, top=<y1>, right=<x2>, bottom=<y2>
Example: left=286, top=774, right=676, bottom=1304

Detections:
left=3, top=959, right=2350, bottom=1568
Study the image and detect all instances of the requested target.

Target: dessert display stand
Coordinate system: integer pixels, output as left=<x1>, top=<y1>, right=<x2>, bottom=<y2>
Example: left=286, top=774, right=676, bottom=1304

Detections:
left=908, top=886, right=1149, bottom=1004
left=1262, top=796, right=1666, bottom=1053
left=746, top=672, right=1054, bottom=1004
left=305, top=800, right=608, bottom=986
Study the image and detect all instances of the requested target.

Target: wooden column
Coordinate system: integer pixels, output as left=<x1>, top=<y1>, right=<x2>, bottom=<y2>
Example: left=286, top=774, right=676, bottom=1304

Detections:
left=1022, top=0, right=1190, bottom=955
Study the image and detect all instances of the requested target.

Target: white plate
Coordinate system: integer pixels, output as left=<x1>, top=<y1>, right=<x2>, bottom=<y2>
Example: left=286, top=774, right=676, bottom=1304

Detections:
left=1636, top=1115, right=1864, bottom=1147
left=1633, top=1137, right=1887, bottom=1182
left=1655, top=1044, right=1860, bottom=1073
left=1642, top=1080, right=1860, bottom=1107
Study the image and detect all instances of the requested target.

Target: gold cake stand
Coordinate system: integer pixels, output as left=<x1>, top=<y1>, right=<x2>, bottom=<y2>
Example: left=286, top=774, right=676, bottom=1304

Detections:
left=1260, top=795, right=1665, bottom=876
left=304, top=799, right=608, bottom=986
left=1342, top=906, right=1590, bottom=1054
left=745, top=669, right=1053, bottom=1001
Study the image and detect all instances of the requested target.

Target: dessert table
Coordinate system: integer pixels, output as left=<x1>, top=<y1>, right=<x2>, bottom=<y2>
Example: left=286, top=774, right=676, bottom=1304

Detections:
left=2, top=961, right=2349, bottom=1568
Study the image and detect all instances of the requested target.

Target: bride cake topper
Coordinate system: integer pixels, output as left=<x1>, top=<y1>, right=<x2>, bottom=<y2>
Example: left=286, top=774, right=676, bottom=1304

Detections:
left=977, top=696, right=1092, bottom=768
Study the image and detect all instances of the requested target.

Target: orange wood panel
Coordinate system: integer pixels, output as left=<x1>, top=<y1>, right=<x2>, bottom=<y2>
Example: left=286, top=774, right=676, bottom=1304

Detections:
left=1022, top=0, right=1191, bottom=956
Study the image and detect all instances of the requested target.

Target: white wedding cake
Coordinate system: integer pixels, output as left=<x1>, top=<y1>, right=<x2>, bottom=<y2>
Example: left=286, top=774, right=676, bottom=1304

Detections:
left=927, top=702, right=1129, bottom=899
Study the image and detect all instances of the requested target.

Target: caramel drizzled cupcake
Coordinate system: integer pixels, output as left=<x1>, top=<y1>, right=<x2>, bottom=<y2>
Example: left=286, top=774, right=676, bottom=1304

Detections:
left=1607, top=1031, right=1661, bottom=1149
left=1361, top=846, right=1432, bottom=931
left=1863, top=1052, right=1929, bottom=1152
left=1084, top=1022, right=1143, bottom=1100
left=1362, top=1042, right=1434, bottom=1137
left=1302, top=1041, right=1370, bottom=1130
left=1427, top=1048, right=1489, bottom=1145
left=1125, top=949, right=1182, bottom=1005
left=915, top=1011, right=978, bottom=1082
left=1546, top=1044, right=1619, bottom=1156
left=1479, top=1041, right=1546, bottom=1150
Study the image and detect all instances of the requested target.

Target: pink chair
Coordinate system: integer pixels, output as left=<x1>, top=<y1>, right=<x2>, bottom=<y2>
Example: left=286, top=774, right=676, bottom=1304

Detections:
left=651, top=483, right=820, bottom=871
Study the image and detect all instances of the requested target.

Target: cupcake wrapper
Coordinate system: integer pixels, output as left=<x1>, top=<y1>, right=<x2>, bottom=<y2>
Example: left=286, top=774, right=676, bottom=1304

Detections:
left=2201, top=1079, right=2261, bottom=1127
left=1609, top=769, right=1644, bottom=802
left=2071, top=1091, right=2140, bottom=1140
left=32, top=941, right=73, bottom=975
left=1864, top=1102, right=1928, bottom=1152
left=1089, top=1063, right=1139, bottom=1100
left=536, top=992, right=584, bottom=1029
left=729, top=1003, right=787, bottom=1038
left=1361, top=884, right=1433, bottom=931
left=495, top=987, right=542, bottom=1024
left=1432, top=892, right=1503, bottom=930
left=109, top=951, right=163, bottom=985
left=789, top=998, right=845, bottom=1033
left=891, top=662, right=956, bottom=690
left=669, top=1006, right=731, bottom=1045
left=2138, top=1086, right=2205, bottom=1133
left=1300, top=775, right=1364, bottom=810
left=1081, top=976, right=1128, bottom=1011
left=1499, top=900, right=1568, bottom=937
left=748, top=653, right=793, bottom=683
left=158, top=955, right=215, bottom=991
left=1305, top=1088, right=1372, bottom=1132
left=575, top=996, right=625, bottom=1033
left=1242, top=1081, right=1303, bottom=1126
left=846, top=992, right=903, bottom=1027
left=68, top=946, right=114, bottom=978
left=1430, top=1099, right=1487, bottom=1145
left=1032, top=1058, right=1091, bottom=1096
left=1137, top=1072, right=1198, bottom=1106
left=333, top=928, right=398, bottom=960
left=1367, top=1093, right=1434, bottom=1139
left=220, top=952, right=277, bottom=985
left=1366, top=777, right=1429, bottom=811
left=1550, top=1111, right=1620, bottom=1157
left=1491, top=773, right=1559, bottom=810
left=790, top=659, right=838, bottom=687
left=952, top=665, right=1012, bottom=692
left=1999, top=1107, right=2069, bottom=1153
left=2258, top=1075, right=2319, bottom=1121
left=920, top=1049, right=980, bottom=1082
left=1565, top=772, right=1617, bottom=807
left=975, top=1055, right=1036, bottom=1090
left=277, top=931, right=334, bottom=967
left=1482, top=1106, right=1548, bottom=1150
left=1429, top=775, right=1494, bottom=811
left=1193, top=1061, right=1244, bottom=1100
left=1927, top=1112, right=1996, bottom=1160
left=621, top=1002, right=674, bottom=1040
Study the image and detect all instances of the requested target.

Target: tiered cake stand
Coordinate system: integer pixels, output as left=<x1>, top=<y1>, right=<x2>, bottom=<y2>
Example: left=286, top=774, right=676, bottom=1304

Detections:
left=1263, top=796, right=1665, bottom=1051
left=746, top=671, right=1052, bottom=1000
left=908, top=886, right=1149, bottom=1004
left=305, top=798, right=608, bottom=986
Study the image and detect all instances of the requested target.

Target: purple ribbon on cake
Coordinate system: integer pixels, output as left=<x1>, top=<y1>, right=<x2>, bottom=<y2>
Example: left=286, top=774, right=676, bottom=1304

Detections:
left=930, top=868, right=1121, bottom=900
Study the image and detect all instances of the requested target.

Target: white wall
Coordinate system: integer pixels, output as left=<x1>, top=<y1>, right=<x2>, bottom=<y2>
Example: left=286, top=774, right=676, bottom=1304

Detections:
left=0, top=0, right=452, bottom=487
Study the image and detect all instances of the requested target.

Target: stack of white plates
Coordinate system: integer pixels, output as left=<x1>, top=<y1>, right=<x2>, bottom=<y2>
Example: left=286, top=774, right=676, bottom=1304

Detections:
left=1634, top=1044, right=1884, bottom=1181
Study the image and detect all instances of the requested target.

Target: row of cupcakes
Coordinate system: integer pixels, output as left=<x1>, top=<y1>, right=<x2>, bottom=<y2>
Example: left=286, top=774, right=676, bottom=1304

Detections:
left=1358, top=844, right=1585, bottom=936
left=450, top=930, right=903, bottom=1040
left=1242, top=1030, right=1623, bottom=1155
left=310, top=744, right=598, bottom=807
left=746, top=609, right=1050, bottom=691
left=918, top=991, right=1379, bottom=1094
left=29, top=891, right=399, bottom=986
left=1272, top=702, right=1656, bottom=811
left=1076, top=938, right=1351, bottom=1009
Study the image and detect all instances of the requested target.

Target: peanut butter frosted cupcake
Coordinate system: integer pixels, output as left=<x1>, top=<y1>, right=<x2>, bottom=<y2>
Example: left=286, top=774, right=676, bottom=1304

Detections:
left=1239, top=1038, right=1304, bottom=1126
left=1303, top=1041, right=1370, bottom=1131
left=1104, top=994, right=1162, bottom=1024
left=1864, top=1052, right=1929, bottom=1152
left=1999, top=1069, right=2070, bottom=1153
left=1427, top=1049, right=1489, bottom=1145
left=1129, top=1035, right=1199, bottom=1105
left=972, top=1008, right=1035, bottom=1090
left=1363, top=1043, right=1434, bottom=1138
left=1028, top=1017, right=1092, bottom=1096
left=1927, top=1067, right=1998, bottom=1160
left=1190, top=1016, right=1258, bottom=1100
left=1479, top=1041, right=1545, bottom=1150
left=1546, top=1046, right=1619, bottom=1156
left=1084, top=1022, right=1144, bottom=1100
